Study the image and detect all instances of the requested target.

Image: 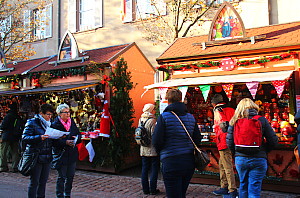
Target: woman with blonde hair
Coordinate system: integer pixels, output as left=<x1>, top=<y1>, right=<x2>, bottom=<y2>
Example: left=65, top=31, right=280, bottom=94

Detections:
left=226, top=98, right=278, bottom=198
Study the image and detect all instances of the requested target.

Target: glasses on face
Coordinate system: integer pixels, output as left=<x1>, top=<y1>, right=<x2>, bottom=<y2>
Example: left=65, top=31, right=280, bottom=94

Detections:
left=61, top=111, right=70, bottom=114
left=45, top=113, right=53, bottom=116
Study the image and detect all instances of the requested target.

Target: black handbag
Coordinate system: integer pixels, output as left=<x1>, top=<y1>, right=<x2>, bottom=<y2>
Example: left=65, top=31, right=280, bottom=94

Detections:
left=18, top=150, right=39, bottom=176
left=51, top=148, right=65, bottom=170
left=171, top=111, right=210, bottom=171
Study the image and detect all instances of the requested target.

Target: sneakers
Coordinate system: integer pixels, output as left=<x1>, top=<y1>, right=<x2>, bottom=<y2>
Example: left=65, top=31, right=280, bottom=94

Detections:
left=228, top=190, right=238, bottom=198
left=213, top=188, right=229, bottom=196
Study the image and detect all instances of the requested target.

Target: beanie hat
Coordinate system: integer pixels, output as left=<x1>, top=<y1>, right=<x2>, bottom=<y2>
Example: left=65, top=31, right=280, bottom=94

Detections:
left=142, top=104, right=155, bottom=113
left=211, top=94, right=223, bottom=104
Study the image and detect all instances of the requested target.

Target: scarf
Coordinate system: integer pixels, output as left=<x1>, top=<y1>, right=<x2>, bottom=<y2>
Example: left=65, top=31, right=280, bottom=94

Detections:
left=59, top=117, right=71, bottom=131
left=38, top=114, right=51, bottom=130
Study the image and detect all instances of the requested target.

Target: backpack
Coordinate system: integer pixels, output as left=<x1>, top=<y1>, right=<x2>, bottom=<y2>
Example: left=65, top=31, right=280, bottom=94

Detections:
left=233, top=115, right=263, bottom=154
left=135, top=118, right=152, bottom=147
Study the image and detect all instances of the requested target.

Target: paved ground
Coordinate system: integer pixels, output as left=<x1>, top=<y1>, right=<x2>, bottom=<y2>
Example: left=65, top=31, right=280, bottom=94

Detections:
left=0, top=168, right=299, bottom=198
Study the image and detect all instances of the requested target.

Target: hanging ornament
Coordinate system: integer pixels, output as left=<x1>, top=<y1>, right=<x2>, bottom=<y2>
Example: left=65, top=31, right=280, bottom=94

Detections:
left=178, top=86, right=188, bottom=102
left=99, top=100, right=111, bottom=137
left=214, top=85, right=223, bottom=93
left=220, top=57, right=235, bottom=71
left=246, top=82, right=259, bottom=99
left=272, top=80, right=286, bottom=98
left=222, top=83, right=234, bottom=101
left=199, top=85, right=211, bottom=102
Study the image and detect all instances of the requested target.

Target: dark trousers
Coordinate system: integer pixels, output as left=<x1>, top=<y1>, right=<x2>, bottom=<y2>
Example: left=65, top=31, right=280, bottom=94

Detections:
left=141, top=156, right=160, bottom=193
left=28, top=162, right=51, bottom=198
left=0, top=140, right=20, bottom=171
left=56, top=162, right=76, bottom=198
left=161, top=154, right=195, bottom=198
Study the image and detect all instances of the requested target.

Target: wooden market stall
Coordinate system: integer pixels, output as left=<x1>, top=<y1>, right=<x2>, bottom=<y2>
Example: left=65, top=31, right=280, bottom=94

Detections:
left=145, top=3, right=300, bottom=194
left=0, top=32, right=155, bottom=173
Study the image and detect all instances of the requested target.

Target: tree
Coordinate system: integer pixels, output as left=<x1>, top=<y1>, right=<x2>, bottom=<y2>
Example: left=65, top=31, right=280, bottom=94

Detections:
left=135, top=0, right=242, bottom=45
left=0, top=0, right=52, bottom=62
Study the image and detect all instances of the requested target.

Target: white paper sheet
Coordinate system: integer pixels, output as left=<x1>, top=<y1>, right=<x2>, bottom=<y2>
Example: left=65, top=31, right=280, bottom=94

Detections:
left=44, top=127, right=69, bottom=139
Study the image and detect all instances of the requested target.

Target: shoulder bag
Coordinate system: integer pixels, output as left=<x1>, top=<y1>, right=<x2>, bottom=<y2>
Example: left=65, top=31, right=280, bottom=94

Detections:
left=18, top=149, right=39, bottom=176
left=171, top=111, right=210, bottom=171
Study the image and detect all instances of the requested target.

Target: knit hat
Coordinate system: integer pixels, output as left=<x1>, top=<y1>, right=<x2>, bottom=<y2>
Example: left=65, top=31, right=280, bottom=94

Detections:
left=142, top=104, right=155, bottom=113
left=211, top=94, right=223, bottom=104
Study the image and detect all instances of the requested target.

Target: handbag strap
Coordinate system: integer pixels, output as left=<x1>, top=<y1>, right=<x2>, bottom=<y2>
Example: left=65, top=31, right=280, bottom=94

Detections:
left=170, top=111, right=201, bottom=153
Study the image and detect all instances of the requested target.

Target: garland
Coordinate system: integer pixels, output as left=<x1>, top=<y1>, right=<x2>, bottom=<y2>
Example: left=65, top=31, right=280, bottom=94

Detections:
left=157, top=51, right=298, bottom=79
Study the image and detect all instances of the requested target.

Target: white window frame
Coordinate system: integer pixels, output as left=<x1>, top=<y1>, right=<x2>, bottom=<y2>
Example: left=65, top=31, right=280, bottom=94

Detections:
left=33, top=4, right=52, bottom=40
left=68, top=0, right=103, bottom=33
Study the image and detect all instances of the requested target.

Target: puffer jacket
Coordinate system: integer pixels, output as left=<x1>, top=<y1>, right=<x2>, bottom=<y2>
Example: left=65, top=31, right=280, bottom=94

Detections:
left=152, top=102, right=202, bottom=161
left=51, top=117, right=81, bottom=165
left=213, top=103, right=235, bottom=150
left=226, top=109, right=278, bottom=159
left=139, top=113, right=157, bottom=157
left=22, top=115, right=53, bottom=164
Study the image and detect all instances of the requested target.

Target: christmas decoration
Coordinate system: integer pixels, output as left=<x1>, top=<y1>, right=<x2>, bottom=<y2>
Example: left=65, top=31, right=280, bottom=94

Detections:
left=159, top=87, right=168, bottom=101
left=86, top=141, right=95, bottom=162
left=77, top=142, right=89, bottom=161
left=246, top=82, right=259, bottom=99
left=199, top=85, right=211, bottom=101
left=220, top=57, right=235, bottom=71
left=222, top=83, right=234, bottom=101
left=272, top=80, right=286, bottom=98
left=178, top=86, right=188, bottom=102
left=99, top=100, right=111, bottom=137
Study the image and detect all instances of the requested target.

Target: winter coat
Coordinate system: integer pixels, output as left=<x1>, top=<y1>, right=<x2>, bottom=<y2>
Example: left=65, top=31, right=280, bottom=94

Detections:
left=22, top=115, right=53, bottom=164
left=152, top=102, right=202, bottom=161
left=51, top=117, right=81, bottom=165
left=0, top=110, right=24, bottom=141
left=294, top=110, right=300, bottom=156
left=213, top=103, right=235, bottom=150
left=226, top=109, right=278, bottom=159
left=138, top=113, right=157, bottom=157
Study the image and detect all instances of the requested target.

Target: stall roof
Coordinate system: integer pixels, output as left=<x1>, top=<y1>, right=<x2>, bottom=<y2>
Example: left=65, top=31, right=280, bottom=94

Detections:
left=0, top=81, right=98, bottom=95
left=157, top=21, right=300, bottom=63
left=144, top=70, right=294, bottom=89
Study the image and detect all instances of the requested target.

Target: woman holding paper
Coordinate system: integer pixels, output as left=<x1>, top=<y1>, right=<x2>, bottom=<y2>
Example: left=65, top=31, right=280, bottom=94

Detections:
left=22, top=104, right=55, bottom=198
left=51, top=103, right=81, bottom=198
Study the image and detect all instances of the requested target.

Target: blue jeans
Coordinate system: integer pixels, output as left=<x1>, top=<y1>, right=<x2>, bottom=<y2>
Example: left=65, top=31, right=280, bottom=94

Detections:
left=141, top=156, right=160, bottom=193
left=28, top=162, right=51, bottom=198
left=235, top=156, right=267, bottom=198
left=56, top=162, right=76, bottom=198
left=161, top=154, right=195, bottom=198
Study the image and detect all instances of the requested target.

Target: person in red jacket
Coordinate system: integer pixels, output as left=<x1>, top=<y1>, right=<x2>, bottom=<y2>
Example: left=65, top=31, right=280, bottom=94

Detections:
left=211, top=94, right=238, bottom=198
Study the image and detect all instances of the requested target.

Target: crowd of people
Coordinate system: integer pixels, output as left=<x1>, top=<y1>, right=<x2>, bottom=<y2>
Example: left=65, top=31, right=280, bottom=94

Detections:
left=137, top=89, right=280, bottom=198
left=0, top=103, right=80, bottom=198
left=0, top=87, right=289, bottom=198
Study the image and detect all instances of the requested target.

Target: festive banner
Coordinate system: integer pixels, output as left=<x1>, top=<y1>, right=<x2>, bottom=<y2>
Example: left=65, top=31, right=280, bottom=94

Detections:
left=159, top=87, right=168, bottom=100
left=222, top=83, right=234, bottom=101
left=199, top=85, right=211, bottom=101
left=272, top=80, right=286, bottom=98
left=178, top=86, right=188, bottom=102
left=246, top=82, right=259, bottom=99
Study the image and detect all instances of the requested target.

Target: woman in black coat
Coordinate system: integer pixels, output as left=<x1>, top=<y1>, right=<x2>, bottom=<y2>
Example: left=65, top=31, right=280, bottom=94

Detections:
left=22, top=104, right=55, bottom=198
left=51, top=103, right=81, bottom=198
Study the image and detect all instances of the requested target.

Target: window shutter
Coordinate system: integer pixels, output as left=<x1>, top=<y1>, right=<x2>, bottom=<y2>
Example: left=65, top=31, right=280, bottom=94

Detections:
left=44, top=4, right=53, bottom=38
left=122, top=0, right=133, bottom=22
left=68, top=0, right=77, bottom=32
left=94, top=0, right=103, bottom=28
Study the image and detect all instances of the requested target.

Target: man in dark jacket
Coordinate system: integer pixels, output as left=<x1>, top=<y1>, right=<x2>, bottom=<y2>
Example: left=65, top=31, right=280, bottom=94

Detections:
left=0, top=102, right=24, bottom=172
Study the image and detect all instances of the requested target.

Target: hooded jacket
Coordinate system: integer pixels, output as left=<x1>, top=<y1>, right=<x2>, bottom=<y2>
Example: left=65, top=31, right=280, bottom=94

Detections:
left=1, top=109, right=24, bottom=141
left=152, top=102, right=201, bottom=161
left=226, top=109, right=278, bottom=159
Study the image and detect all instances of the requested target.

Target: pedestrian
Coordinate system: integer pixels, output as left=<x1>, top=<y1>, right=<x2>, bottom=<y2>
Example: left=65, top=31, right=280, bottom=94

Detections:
left=226, top=98, right=278, bottom=198
left=0, top=102, right=25, bottom=172
left=137, top=103, right=160, bottom=195
left=51, top=103, right=81, bottom=198
left=294, top=110, right=300, bottom=170
left=152, top=89, right=202, bottom=198
left=211, top=94, right=238, bottom=197
left=22, top=103, right=55, bottom=198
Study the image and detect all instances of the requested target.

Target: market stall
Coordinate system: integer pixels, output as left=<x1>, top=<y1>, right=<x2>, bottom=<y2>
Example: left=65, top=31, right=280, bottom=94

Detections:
left=145, top=3, right=300, bottom=193
left=0, top=33, right=155, bottom=173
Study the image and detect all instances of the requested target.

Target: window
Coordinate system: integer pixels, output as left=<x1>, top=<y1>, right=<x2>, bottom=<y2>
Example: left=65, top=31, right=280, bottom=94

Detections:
left=0, top=16, right=12, bottom=36
left=68, top=0, right=103, bottom=32
left=122, top=0, right=166, bottom=22
left=23, top=4, right=53, bottom=41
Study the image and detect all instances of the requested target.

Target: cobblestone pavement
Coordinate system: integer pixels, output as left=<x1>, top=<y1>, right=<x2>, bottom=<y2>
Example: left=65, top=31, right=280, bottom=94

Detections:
left=0, top=169, right=299, bottom=198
